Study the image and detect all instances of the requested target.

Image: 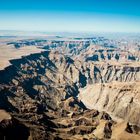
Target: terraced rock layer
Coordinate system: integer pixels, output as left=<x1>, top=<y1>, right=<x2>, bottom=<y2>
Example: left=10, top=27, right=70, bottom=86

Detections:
left=0, top=49, right=140, bottom=140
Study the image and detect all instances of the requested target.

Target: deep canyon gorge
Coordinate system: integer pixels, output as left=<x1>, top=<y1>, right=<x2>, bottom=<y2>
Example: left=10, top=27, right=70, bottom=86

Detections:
left=0, top=37, right=140, bottom=140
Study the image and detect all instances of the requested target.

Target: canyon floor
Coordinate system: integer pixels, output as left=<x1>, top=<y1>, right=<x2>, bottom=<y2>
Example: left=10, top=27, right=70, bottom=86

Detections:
left=0, top=35, right=140, bottom=140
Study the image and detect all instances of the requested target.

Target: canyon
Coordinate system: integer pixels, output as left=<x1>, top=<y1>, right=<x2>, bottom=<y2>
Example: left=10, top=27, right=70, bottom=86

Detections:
left=0, top=36, right=140, bottom=140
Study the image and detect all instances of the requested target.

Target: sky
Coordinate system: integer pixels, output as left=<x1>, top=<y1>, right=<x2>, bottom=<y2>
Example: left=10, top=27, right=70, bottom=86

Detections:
left=0, top=0, right=140, bottom=33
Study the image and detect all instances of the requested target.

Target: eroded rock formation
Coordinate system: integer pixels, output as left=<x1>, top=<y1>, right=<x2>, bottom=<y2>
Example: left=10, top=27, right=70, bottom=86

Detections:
left=0, top=40, right=140, bottom=140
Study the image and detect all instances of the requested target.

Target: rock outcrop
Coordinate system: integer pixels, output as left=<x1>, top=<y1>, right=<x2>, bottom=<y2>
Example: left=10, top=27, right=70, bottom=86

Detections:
left=0, top=39, right=140, bottom=140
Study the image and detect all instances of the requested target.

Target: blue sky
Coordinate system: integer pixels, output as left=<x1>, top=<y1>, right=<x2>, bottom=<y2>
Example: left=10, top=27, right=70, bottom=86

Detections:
left=0, top=0, right=140, bottom=32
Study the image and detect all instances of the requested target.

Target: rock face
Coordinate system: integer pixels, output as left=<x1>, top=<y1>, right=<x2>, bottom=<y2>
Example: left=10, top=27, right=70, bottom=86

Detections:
left=0, top=110, right=30, bottom=140
left=0, top=38, right=140, bottom=140
left=79, top=82, right=140, bottom=125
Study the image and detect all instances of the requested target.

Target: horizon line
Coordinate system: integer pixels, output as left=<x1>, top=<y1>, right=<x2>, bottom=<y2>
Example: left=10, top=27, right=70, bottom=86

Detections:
left=0, top=29, right=140, bottom=34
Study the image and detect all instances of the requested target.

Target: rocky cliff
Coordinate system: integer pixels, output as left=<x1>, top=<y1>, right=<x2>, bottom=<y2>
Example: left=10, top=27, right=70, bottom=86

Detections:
left=0, top=43, right=140, bottom=140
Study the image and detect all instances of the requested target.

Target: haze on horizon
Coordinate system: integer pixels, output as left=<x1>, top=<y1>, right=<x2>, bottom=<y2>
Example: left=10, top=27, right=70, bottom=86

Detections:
left=0, top=0, right=140, bottom=33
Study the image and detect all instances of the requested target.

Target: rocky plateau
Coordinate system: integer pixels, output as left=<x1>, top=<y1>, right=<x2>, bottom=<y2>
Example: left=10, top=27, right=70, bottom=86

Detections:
left=0, top=37, right=140, bottom=140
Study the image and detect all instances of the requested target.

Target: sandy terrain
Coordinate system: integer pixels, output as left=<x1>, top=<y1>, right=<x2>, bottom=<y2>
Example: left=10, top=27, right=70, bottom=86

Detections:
left=0, top=110, right=11, bottom=122
left=0, top=45, right=44, bottom=70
